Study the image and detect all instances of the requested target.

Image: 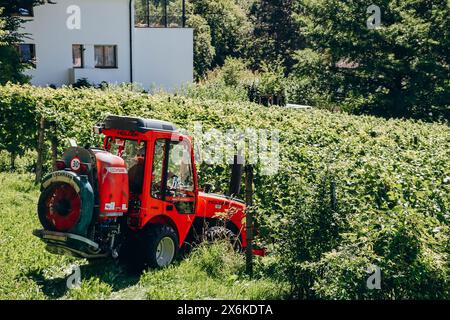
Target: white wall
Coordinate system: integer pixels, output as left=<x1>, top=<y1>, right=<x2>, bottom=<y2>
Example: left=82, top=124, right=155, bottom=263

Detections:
left=133, top=28, right=193, bottom=91
left=21, top=0, right=131, bottom=87
left=20, top=0, right=193, bottom=91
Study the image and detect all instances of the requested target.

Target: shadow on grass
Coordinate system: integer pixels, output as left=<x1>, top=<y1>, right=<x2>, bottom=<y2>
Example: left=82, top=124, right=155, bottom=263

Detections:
left=25, top=259, right=141, bottom=299
left=26, top=271, right=68, bottom=299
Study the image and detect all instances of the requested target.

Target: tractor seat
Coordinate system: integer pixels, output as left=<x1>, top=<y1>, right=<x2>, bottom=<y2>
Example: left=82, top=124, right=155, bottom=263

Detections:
left=128, top=161, right=144, bottom=194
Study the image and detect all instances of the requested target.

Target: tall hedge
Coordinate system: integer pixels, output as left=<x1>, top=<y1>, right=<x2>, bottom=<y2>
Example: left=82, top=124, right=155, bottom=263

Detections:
left=0, top=84, right=448, bottom=299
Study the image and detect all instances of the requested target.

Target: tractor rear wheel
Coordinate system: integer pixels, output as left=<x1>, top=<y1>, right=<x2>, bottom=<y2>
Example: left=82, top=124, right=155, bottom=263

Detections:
left=38, top=182, right=81, bottom=232
left=204, top=226, right=241, bottom=251
left=142, top=224, right=179, bottom=269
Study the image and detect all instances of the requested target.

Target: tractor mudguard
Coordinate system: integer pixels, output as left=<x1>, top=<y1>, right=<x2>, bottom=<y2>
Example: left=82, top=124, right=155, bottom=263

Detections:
left=38, top=171, right=94, bottom=237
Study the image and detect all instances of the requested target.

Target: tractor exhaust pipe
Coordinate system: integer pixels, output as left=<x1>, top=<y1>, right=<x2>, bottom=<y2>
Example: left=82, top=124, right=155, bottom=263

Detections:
left=228, top=154, right=244, bottom=197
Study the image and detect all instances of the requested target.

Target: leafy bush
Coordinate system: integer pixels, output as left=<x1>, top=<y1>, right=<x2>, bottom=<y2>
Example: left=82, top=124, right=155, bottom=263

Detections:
left=72, top=78, right=93, bottom=88
left=0, top=84, right=448, bottom=299
left=284, top=75, right=333, bottom=108
left=247, top=61, right=286, bottom=106
left=216, top=57, right=252, bottom=87
left=180, top=81, right=249, bottom=103
left=141, top=242, right=286, bottom=300
left=190, top=242, right=244, bottom=278
left=185, top=58, right=288, bottom=106
left=0, top=84, right=38, bottom=168
left=253, top=61, right=285, bottom=98
left=181, top=58, right=252, bottom=102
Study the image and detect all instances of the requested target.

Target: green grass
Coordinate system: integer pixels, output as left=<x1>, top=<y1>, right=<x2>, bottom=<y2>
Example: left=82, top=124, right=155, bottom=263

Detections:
left=0, top=172, right=287, bottom=300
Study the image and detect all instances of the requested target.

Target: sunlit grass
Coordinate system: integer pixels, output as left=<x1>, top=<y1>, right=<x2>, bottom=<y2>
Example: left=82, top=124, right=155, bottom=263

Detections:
left=0, top=172, right=287, bottom=300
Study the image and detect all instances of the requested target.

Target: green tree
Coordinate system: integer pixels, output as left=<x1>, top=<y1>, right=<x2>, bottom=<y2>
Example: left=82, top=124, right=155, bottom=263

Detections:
left=249, top=0, right=303, bottom=72
left=293, top=0, right=450, bottom=120
left=189, top=0, right=253, bottom=67
left=0, top=1, right=50, bottom=84
left=186, top=14, right=215, bottom=79
left=0, top=2, right=30, bottom=84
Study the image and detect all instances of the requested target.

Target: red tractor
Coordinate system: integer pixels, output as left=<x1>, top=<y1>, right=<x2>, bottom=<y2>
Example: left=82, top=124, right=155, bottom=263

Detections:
left=33, top=115, right=255, bottom=269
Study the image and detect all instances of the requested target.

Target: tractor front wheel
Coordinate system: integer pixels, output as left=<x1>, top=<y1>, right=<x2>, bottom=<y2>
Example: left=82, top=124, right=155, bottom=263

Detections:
left=142, top=224, right=179, bottom=269
left=204, top=226, right=241, bottom=251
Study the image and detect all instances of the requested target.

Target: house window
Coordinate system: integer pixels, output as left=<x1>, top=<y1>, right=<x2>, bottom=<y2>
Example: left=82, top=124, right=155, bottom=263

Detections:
left=148, top=0, right=165, bottom=27
left=94, top=45, right=117, bottom=68
left=12, top=0, right=34, bottom=17
left=17, top=44, right=36, bottom=67
left=167, top=0, right=184, bottom=27
left=72, top=44, right=84, bottom=68
left=135, top=0, right=185, bottom=28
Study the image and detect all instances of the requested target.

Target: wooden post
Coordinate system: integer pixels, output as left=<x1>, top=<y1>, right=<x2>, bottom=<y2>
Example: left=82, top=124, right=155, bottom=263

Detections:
left=50, top=124, right=58, bottom=171
left=35, top=116, right=45, bottom=184
left=245, top=164, right=254, bottom=277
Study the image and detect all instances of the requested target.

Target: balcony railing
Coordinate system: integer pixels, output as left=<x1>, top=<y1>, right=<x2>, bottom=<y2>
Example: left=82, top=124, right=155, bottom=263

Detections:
left=135, top=0, right=186, bottom=28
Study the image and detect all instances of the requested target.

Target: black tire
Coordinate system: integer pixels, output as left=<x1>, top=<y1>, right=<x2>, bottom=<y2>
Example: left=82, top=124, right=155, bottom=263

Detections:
left=37, top=184, right=61, bottom=232
left=204, top=226, right=242, bottom=251
left=142, top=224, right=179, bottom=269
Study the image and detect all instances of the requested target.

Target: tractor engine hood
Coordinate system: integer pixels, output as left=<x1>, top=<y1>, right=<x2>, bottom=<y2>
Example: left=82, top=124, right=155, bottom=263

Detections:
left=197, top=192, right=246, bottom=222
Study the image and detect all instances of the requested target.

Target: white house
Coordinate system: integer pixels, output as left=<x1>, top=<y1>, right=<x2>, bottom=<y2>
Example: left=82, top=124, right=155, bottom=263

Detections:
left=16, top=0, right=193, bottom=91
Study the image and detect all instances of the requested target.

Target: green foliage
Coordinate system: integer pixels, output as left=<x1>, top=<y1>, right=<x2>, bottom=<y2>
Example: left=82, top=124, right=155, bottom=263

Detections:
left=65, top=278, right=113, bottom=300
left=293, top=0, right=450, bottom=120
left=253, top=61, right=285, bottom=97
left=186, top=58, right=288, bottom=106
left=268, top=112, right=450, bottom=298
left=189, top=241, right=244, bottom=278
left=204, top=57, right=253, bottom=87
left=215, top=57, right=250, bottom=87
left=181, top=81, right=249, bottom=103
left=72, top=78, right=93, bottom=89
left=284, top=74, right=332, bottom=108
left=0, top=84, right=448, bottom=299
left=0, top=85, right=38, bottom=167
left=0, top=3, right=30, bottom=84
left=186, top=14, right=216, bottom=80
left=286, top=48, right=335, bottom=107
left=0, top=172, right=73, bottom=299
left=142, top=242, right=287, bottom=299
left=0, top=149, right=35, bottom=172
left=181, top=57, right=252, bottom=102
left=249, top=0, right=303, bottom=71
left=189, top=0, right=253, bottom=67
left=0, top=8, right=6, bottom=44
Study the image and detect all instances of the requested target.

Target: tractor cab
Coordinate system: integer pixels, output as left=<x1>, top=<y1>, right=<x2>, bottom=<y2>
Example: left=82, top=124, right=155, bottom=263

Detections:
left=97, top=116, right=199, bottom=230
